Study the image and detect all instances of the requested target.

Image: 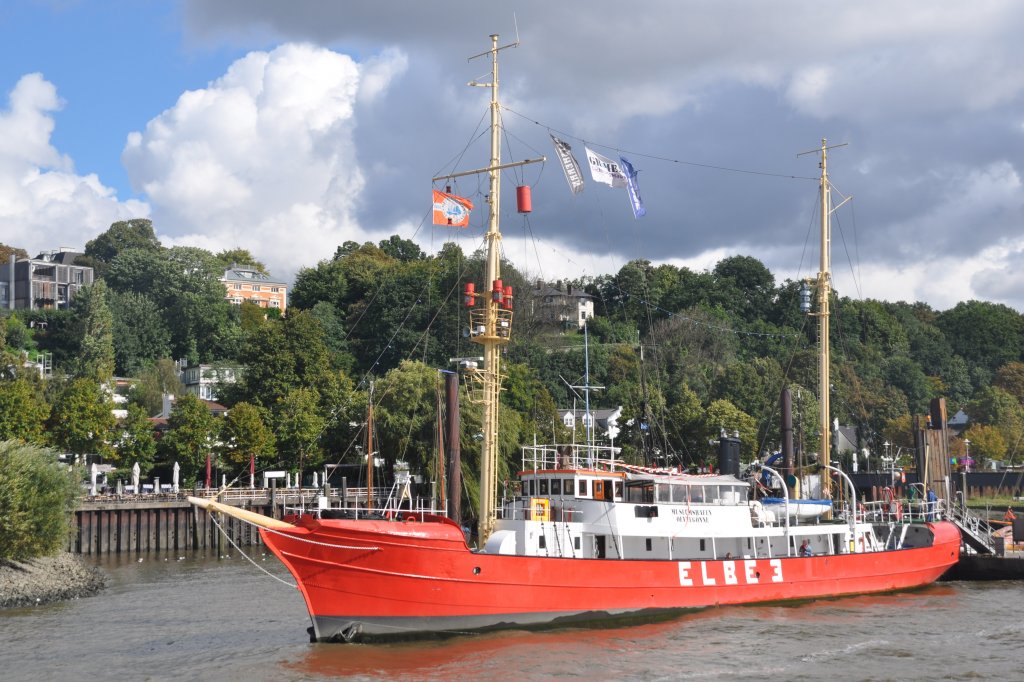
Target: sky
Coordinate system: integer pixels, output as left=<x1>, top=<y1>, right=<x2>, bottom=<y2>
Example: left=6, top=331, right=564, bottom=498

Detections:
left=3, top=1, right=1024, bottom=312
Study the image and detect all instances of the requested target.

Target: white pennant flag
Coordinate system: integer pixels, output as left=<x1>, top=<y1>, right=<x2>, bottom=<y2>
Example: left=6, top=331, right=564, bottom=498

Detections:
left=551, top=135, right=584, bottom=195
left=585, top=147, right=627, bottom=188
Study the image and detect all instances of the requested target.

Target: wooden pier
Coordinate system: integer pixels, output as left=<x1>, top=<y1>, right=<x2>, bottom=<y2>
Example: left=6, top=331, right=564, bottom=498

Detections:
left=70, top=488, right=340, bottom=555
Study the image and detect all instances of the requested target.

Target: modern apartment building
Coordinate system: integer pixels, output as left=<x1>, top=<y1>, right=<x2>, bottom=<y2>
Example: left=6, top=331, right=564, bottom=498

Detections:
left=0, top=249, right=94, bottom=310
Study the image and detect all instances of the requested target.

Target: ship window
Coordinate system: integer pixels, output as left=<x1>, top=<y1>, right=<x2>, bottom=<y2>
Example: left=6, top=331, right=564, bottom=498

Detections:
left=539, top=479, right=549, bottom=495
left=574, top=537, right=581, bottom=550
left=539, top=536, right=546, bottom=549
left=564, top=479, right=574, bottom=495
left=656, top=484, right=672, bottom=503
left=524, top=479, right=533, bottom=496
left=690, top=486, right=705, bottom=503
left=551, top=479, right=561, bottom=495
left=700, top=539, right=706, bottom=552
left=614, top=481, right=623, bottom=499
left=645, top=538, right=652, bottom=551
left=578, top=479, right=589, bottom=497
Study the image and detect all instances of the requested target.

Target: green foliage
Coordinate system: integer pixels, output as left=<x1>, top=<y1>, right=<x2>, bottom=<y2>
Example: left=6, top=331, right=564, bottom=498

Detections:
left=0, top=377, right=50, bottom=442
left=4, top=314, right=35, bottom=352
left=48, top=378, right=117, bottom=457
left=937, top=300, right=1024, bottom=374
left=130, top=358, right=185, bottom=416
left=273, top=388, right=326, bottom=472
left=115, top=403, right=158, bottom=471
left=0, top=242, right=29, bottom=263
left=216, top=248, right=268, bottom=275
left=157, top=393, right=219, bottom=479
left=85, top=219, right=161, bottom=278
left=219, top=401, right=275, bottom=467
left=109, top=291, right=171, bottom=376
left=374, top=361, right=441, bottom=473
left=69, top=280, right=115, bottom=382
left=0, top=441, right=79, bottom=560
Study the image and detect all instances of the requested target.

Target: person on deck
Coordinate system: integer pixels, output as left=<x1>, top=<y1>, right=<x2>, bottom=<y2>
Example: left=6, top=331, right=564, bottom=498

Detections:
left=1004, top=507, right=1017, bottom=522
left=799, top=539, right=813, bottom=557
left=926, top=489, right=938, bottom=521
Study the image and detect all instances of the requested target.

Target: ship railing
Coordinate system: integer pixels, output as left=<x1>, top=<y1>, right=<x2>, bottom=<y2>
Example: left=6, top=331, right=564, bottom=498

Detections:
left=499, top=498, right=581, bottom=523
left=854, top=497, right=948, bottom=524
left=519, top=442, right=622, bottom=472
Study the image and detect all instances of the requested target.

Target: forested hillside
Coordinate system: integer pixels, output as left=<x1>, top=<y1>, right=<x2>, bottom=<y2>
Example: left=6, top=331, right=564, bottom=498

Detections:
left=3, top=220, right=1024, bottom=498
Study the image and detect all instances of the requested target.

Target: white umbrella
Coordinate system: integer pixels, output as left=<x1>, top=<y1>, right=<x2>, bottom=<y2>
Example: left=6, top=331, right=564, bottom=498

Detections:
left=312, top=471, right=319, bottom=488
left=90, top=463, right=98, bottom=496
left=172, top=462, right=180, bottom=493
left=132, top=461, right=140, bottom=494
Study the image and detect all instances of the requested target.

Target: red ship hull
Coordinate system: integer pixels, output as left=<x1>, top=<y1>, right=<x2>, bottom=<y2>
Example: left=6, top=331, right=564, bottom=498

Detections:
left=261, top=516, right=961, bottom=641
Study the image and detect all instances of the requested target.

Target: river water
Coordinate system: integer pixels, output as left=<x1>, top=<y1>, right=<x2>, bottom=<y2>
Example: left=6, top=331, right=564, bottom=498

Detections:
left=0, top=548, right=1018, bottom=681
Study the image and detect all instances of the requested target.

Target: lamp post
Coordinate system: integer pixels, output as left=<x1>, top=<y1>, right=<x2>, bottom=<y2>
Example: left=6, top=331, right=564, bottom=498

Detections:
left=964, top=438, right=971, bottom=473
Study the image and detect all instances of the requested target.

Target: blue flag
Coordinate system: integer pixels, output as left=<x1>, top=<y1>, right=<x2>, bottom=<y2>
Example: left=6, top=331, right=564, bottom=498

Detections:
left=619, top=156, right=646, bottom=218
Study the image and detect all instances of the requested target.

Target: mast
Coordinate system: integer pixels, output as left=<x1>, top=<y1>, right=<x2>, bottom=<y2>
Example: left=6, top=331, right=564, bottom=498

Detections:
left=366, top=382, right=375, bottom=510
left=799, top=138, right=848, bottom=499
left=817, top=138, right=832, bottom=499
left=436, top=35, right=543, bottom=545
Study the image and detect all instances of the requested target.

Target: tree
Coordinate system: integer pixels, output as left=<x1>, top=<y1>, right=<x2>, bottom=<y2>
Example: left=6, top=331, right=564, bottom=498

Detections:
left=69, top=281, right=115, bottom=382
left=937, top=300, right=1024, bottom=373
left=962, top=424, right=1006, bottom=467
left=712, top=255, right=776, bottom=322
left=48, top=378, right=117, bottom=459
left=0, top=377, right=49, bottom=442
left=85, top=218, right=161, bottom=263
left=216, top=248, right=268, bottom=275
left=130, top=358, right=185, bottom=417
left=0, top=442, right=79, bottom=560
left=273, top=388, right=326, bottom=473
left=0, top=242, right=29, bottom=263
left=378, top=235, right=425, bottom=262
left=109, top=291, right=171, bottom=377
left=703, top=399, right=758, bottom=461
left=993, top=361, right=1024, bottom=404
left=158, top=393, right=219, bottom=481
left=219, top=401, right=276, bottom=470
left=374, top=361, right=440, bottom=474
left=115, top=403, right=158, bottom=471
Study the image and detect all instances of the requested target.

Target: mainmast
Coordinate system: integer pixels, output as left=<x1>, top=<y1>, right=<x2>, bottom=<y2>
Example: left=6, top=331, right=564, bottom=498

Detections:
left=817, top=139, right=832, bottom=498
left=800, top=138, right=847, bottom=500
left=436, top=35, right=543, bottom=545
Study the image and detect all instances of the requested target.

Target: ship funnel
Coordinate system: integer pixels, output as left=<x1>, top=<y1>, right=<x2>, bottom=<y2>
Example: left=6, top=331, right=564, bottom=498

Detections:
left=717, top=433, right=741, bottom=478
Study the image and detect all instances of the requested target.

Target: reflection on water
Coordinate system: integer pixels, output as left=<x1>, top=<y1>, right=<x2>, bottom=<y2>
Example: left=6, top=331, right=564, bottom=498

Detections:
left=0, top=549, right=1018, bottom=682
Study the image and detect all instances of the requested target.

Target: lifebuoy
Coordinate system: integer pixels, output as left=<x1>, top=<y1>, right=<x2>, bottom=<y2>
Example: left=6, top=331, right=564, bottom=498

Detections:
left=404, top=513, right=417, bottom=522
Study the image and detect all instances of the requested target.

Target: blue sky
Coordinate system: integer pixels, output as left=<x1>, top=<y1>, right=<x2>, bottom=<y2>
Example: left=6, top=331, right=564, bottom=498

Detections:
left=3, top=1, right=1024, bottom=311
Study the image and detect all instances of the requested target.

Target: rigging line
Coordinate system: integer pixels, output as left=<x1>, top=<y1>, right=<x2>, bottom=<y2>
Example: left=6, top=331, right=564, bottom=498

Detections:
left=501, top=105, right=818, bottom=181
left=432, top=109, right=490, bottom=181
left=208, top=514, right=297, bottom=589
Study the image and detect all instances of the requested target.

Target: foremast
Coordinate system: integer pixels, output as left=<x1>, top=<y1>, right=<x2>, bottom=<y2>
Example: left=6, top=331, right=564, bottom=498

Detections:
left=436, top=35, right=543, bottom=545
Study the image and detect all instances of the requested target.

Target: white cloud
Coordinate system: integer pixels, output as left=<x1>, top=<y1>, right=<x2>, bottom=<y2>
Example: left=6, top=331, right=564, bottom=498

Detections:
left=0, top=73, right=147, bottom=254
left=122, top=42, right=408, bottom=278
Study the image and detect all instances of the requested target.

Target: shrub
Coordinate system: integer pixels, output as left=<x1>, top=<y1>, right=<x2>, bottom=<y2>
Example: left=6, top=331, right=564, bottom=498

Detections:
left=0, top=441, right=79, bottom=560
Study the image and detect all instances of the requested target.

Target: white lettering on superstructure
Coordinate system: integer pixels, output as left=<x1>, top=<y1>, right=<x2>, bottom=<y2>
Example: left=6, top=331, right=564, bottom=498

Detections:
left=678, top=561, right=693, bottom=586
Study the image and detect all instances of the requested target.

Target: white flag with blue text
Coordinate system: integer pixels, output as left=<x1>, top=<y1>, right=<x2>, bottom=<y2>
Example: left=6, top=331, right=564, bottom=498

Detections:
left=619, top=156, right=646, bottom=218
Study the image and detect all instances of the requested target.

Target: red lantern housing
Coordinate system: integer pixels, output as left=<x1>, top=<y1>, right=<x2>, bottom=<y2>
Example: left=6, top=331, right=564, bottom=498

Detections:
left=516, top=185, right=532, bottom=213
left=464, top=282, right=475, bottom=307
